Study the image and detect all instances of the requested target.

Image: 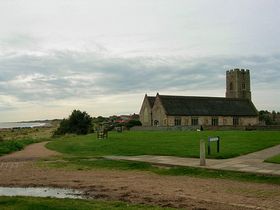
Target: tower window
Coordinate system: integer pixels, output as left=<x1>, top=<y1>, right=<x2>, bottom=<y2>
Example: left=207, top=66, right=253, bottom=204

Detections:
left=242, top=83, right=245, bottom=89
left=230, top=82, right=233, bottom=90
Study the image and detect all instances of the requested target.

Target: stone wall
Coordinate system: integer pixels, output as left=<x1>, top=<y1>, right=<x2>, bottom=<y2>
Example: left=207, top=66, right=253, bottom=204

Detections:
left=139, top=96, right=152, bottom=126
left=151, top=97, right=167, bottom=126
left=157, top=115, right=258, bottom=126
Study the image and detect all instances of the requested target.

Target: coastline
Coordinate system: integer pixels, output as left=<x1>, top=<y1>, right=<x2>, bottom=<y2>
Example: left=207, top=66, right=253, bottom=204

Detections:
left=0, top=122, right=49, bottom=129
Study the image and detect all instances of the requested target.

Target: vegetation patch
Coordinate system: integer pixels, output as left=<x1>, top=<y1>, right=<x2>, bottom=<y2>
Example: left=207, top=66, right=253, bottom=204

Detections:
left=47, top=131, right=280, bottom=159
left=0, top=196, right=176, bottom=210
left=265, top=154, right=280, bottom=164
left=39, top=157, right=280, bottom=185
left=54, top=110, right=93, bottom=136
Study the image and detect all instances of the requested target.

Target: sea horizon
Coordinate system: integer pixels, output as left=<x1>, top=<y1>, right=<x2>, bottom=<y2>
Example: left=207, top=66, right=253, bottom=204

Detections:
left=0, top=122, right=47, bottom=129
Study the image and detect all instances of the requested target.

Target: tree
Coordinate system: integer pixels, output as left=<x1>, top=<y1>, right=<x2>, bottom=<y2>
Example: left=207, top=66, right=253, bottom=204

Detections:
left=259, top=110, right=272, bottom=125
left=125, top=120, right=142, bottom=129
left=54, top=110, right=93, bottom=136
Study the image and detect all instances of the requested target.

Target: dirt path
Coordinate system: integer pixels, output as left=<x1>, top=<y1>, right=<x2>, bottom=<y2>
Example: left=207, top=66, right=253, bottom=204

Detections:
left=1, top=143, right=280, bottom=210
left=0, top=142, right=60, bottom=162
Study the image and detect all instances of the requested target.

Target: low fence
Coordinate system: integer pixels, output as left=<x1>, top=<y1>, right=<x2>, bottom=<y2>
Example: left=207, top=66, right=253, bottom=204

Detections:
left=131, top=126, right=200, bottom=131
left=131, top=125, right=280, bottom=131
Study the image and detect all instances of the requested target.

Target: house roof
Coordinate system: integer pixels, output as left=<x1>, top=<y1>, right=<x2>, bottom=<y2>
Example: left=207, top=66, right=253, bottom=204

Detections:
left=158, top=95, right=258, bottom=116
left=147, top=96, right=156, bottom=108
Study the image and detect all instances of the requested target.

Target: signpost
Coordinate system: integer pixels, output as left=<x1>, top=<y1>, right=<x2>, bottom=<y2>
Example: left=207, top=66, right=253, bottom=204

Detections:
left=200, top=139, right=206, bottom=166
left=97, top=129, right=108, bottom=139
left=208, top=136, right=220, bottom=155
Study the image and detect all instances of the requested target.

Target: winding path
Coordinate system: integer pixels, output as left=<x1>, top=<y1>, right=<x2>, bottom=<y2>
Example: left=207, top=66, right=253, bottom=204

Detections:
left=0, top=141, right=60, bottom=162
left=105, top=144, right=280, bottom=176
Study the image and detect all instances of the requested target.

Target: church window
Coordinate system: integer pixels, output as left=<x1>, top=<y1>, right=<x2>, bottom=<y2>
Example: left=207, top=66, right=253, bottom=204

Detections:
left=164, top=119, right=167, bottom=126
left=154, top=120, right=159, bottom=126
left=191, top=117, right=198, bottom=126
left=223, top=118, right=227, bottom=125
left=174, top=118, right=181, bottom=126
left=242, top=83, right=245, bottom=90
left=211, top=117, right=219, bottom=126
left=233, top=117, right=239, bottom=126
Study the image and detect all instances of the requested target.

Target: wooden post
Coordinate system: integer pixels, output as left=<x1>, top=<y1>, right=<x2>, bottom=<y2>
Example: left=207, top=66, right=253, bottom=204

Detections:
left=200, top=139, right=206, bottom=166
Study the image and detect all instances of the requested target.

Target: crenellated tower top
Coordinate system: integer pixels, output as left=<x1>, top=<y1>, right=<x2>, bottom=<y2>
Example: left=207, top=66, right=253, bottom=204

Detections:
left=226, top=68, right=251, bottom=100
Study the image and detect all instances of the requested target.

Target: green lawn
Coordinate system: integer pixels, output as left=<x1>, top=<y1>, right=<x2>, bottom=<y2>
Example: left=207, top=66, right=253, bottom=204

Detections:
left=0, top=196, right=175, bottom=210
left=265, top=154, right=280, bottom=164
left=42, top=131, right=280, bottom=184
left=47, top=131, right=280, bottom=159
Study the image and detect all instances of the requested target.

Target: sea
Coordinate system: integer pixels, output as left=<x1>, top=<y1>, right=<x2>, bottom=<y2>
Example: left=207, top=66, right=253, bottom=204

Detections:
left=0, top=122, right=46, bottom=129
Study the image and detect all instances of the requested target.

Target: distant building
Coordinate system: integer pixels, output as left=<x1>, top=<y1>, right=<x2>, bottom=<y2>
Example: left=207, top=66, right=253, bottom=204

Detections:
left=111, top=114, right=140, bottom=124
left=139, top=69, right=259, bottom=127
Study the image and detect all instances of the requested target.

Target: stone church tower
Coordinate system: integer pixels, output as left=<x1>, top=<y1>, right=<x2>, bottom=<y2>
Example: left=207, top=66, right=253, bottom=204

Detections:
left=226, top=69, right=251, bottom=100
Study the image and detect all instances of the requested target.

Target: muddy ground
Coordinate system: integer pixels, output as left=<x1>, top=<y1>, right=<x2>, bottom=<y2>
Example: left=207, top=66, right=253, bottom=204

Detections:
left=0, top=142, right=279, bottom=210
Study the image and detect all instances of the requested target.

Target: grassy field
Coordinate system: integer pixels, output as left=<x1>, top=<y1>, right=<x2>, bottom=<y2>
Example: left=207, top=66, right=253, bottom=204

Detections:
left=265, top=154, right=280, bottom=164
left=47, top=131, right=280, bottom=159
left=42, top=130, right=280, bottom=184
left=0, top=122, right=57, bottom=156
left=0, top=126, right=56, bottom=141
left=0, top=196, right=175, bottom=210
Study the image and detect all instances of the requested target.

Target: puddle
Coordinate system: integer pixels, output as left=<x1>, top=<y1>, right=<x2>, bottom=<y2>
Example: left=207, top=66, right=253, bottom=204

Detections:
left=0, top=187, right=85, bottom=199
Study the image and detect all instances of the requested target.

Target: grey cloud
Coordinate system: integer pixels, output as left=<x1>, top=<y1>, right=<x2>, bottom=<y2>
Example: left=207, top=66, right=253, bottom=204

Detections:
left=0, top=50, right=279, bottom=107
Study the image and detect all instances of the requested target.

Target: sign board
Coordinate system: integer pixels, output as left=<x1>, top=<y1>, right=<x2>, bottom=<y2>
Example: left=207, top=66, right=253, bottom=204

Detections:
left=208, top=136, right=220, bottom=155
left=209, top=137, right=219, bottom=142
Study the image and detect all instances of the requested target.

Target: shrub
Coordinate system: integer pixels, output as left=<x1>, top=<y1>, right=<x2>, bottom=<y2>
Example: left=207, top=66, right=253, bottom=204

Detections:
left=125, top=120, right=142, bottom=129
left=54, top=110, right=93, bottom=136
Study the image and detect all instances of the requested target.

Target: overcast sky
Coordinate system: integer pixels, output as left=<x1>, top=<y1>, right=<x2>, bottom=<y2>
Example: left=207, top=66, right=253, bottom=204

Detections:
left=0, top=0, right=280, bottom=122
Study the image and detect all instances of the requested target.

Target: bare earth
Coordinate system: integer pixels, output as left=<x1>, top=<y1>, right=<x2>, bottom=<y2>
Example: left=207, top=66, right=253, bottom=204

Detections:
left=0, top=142, right=280, bottom=210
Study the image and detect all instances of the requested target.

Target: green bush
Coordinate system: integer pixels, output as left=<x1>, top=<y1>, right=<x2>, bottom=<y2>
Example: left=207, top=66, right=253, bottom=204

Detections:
left=125, top=120, right=142, bottom=129
left=54, top=110, right=93, bottom=136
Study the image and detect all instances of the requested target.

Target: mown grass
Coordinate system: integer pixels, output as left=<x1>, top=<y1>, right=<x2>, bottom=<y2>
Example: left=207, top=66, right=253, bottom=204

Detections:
left=38, top=158, right=280, bottom=185
left=41, top=131, right=280, bottom=185
left=265, top=154, right=280, bottom=164
left=0, top=196, right=176, bottom=210
left=0, top=139, right=41, bottom=156
left=47, top=131, right=280, bottom=159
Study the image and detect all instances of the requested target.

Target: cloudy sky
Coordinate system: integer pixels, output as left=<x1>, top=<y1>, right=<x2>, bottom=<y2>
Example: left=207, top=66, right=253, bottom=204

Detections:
left=0, top=0, right=279, bottom=122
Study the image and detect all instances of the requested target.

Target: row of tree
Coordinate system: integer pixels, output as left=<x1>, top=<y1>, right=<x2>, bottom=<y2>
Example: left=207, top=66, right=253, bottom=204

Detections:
left=259, top=110, right=280, bottom=125
left=54, top=110, right=142, bottom=136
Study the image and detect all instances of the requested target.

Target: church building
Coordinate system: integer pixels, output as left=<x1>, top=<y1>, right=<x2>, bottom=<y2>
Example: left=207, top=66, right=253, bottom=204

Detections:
left=139, top=69, right=259, bottom=127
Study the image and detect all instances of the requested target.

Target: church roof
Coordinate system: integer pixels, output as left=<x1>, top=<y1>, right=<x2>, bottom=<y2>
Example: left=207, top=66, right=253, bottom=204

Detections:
left=147, top=96, right=156, bottom=108
left=158, top=95, right=258, bottom=116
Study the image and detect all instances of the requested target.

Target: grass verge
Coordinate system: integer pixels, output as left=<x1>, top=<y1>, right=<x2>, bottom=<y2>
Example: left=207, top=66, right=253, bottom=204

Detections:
left=265, top=154, right=280, bottom=164
left=0, top=196, right=176, bottom=210
left=38, top=157, right=280, bottom=185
